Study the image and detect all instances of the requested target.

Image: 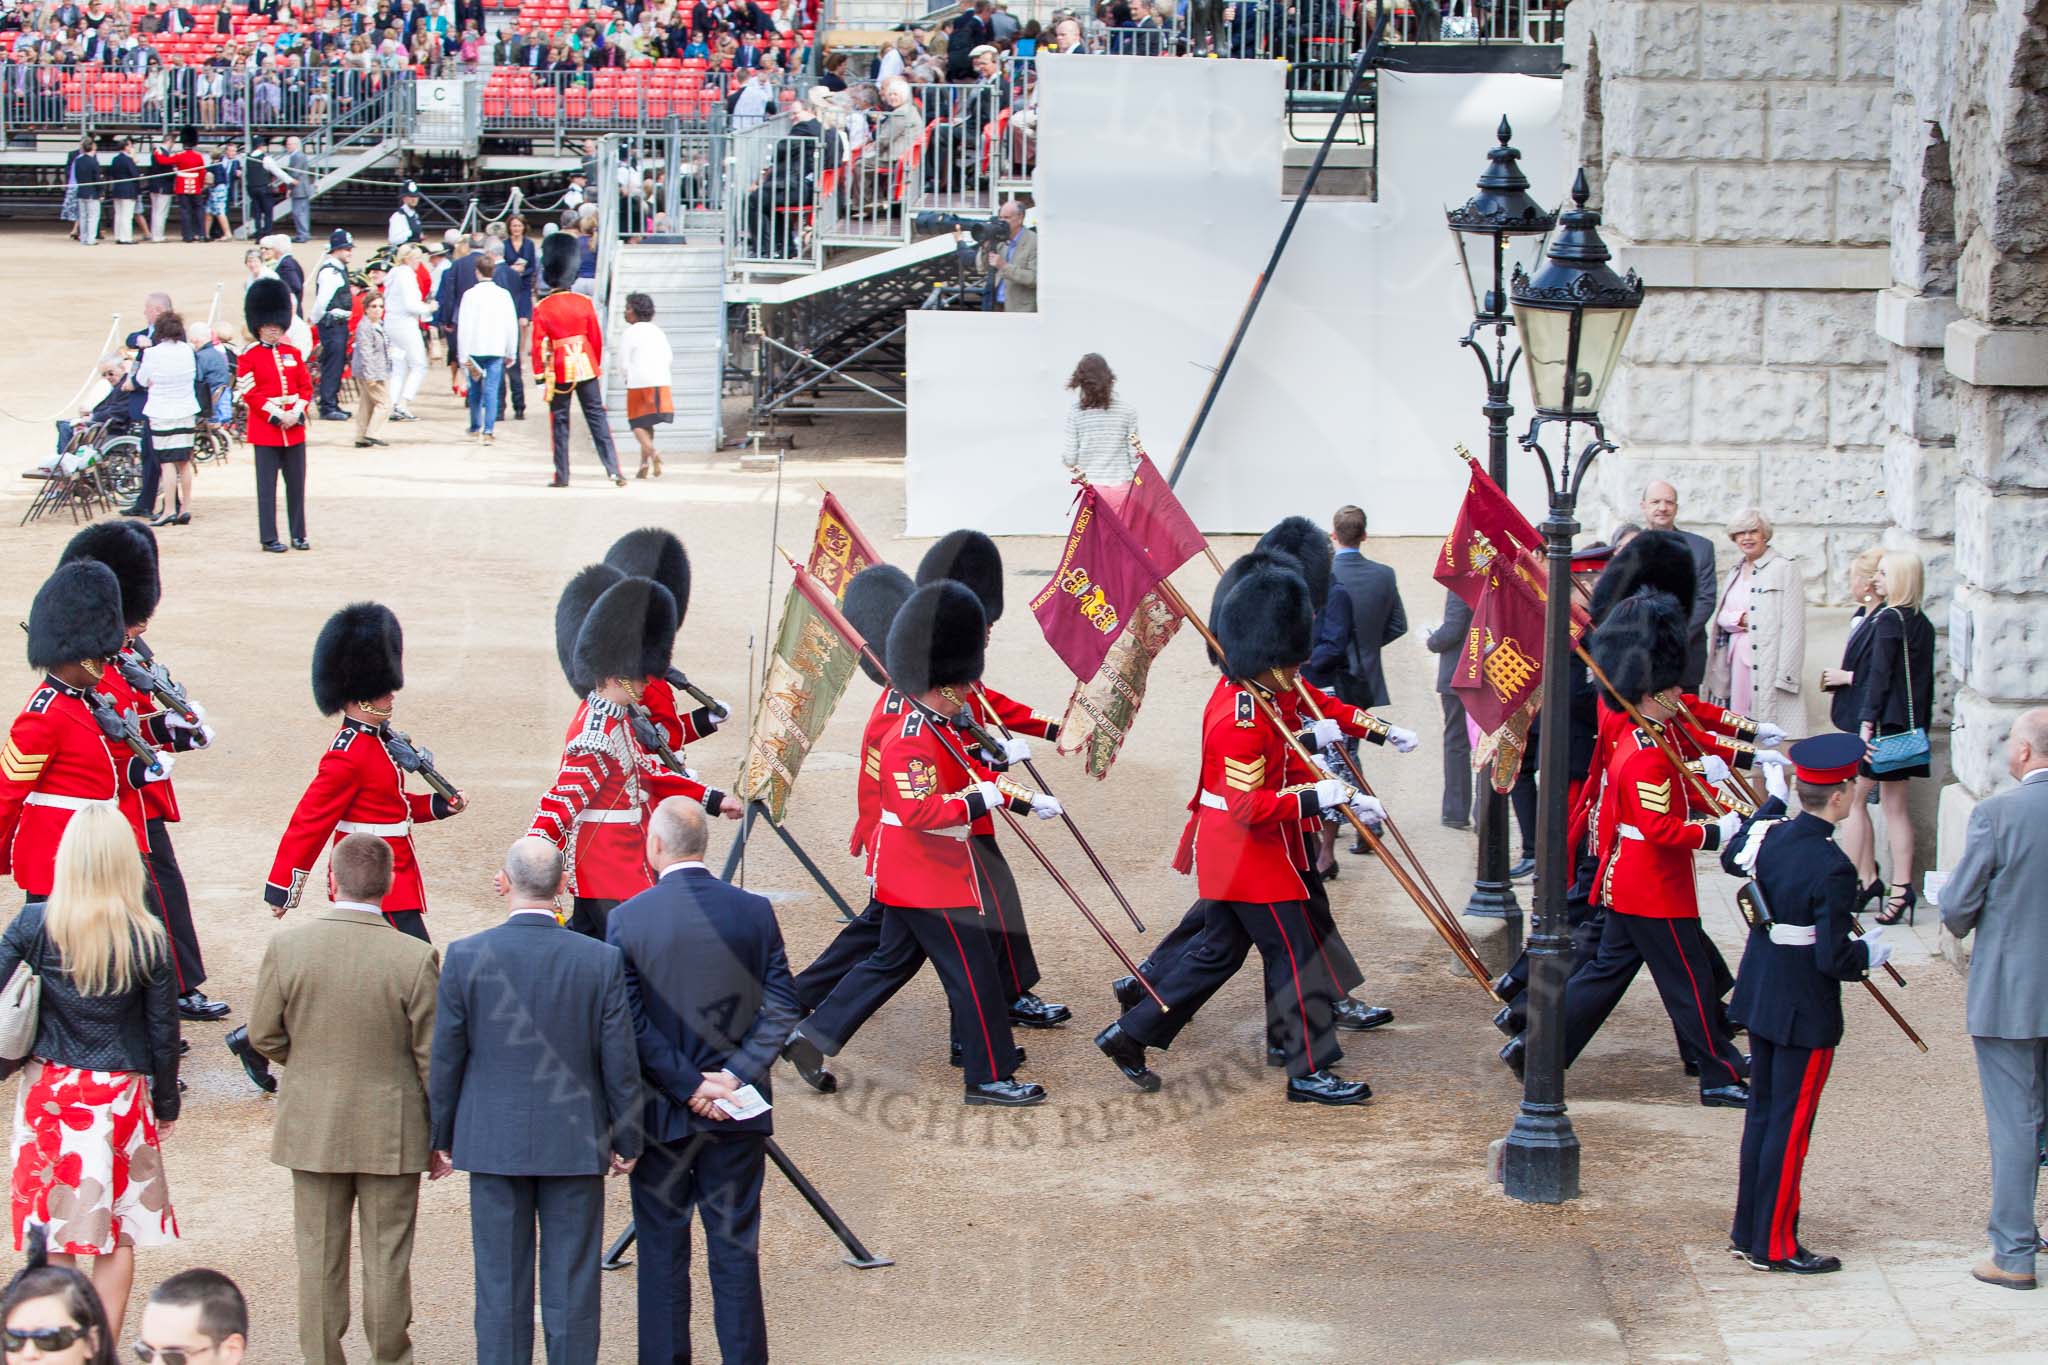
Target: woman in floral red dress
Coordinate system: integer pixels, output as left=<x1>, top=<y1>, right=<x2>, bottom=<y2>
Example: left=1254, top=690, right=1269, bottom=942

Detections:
left=1, top=804, right=181, bottom=1340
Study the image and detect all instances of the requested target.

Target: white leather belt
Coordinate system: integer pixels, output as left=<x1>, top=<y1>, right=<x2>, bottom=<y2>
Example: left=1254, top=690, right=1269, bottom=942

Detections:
left=23, top=794, right=106, bottom=812
left=1767, top=924, right=1818, bottom=946
left=573, top=808, right=644, bottom=826
left=879, top=811, right=969, bottom=840
left=336, top=819, right=410, bottom=837
left=1199, top=790, right=1229, bottom=811
left=1617, top=823, right=1645, bottom=841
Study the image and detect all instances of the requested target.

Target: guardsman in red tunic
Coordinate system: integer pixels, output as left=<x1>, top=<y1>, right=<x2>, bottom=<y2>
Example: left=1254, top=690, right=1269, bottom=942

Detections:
left=916, top=529, right=1072, bottom=1029
left=1550, top=588, right=1751, bottom=1105
left=0, top=562, right=158, bottom=903
left=236, top=276, right=314, bottom=552
left=602, top=528, right=733, bottom=753
left=1095, top=551, right=1374, bottom=1106
left=531, top=230, right=623, bottom=486
left=530, top=572, right=738, bottom=941
left=783, top=582, right=1055, bottom=1106
left=792, top=566, right=916, bottom=1014
left=59, top=520, right=227, bottom=1022
left=264, top=603, right=465, bottom=947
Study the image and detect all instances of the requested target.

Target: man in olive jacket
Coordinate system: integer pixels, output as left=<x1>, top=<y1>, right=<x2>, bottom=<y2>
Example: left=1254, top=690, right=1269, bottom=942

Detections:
left=250, top=834, right=438, bottom=1365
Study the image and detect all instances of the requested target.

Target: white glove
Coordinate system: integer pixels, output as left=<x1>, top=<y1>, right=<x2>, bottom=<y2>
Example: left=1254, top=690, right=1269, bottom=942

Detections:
left=1310, top=753, right=1336, bottom=777
left=1753, top=749, right=1794, bottom=771
left=971, top=781, right=1004, bottom=811
left=1000, top=736, right=1032, bottom=765
left=1314, top=778, right=1349, bottom=811
left=1755, top=722, right=1787, bottom=749
left=684, top=766, right=702, bottom=782
left=1714, top=810, right=1741, bottom=844
left=711, top=700, right=732, bottom=723
left=1762, top=757, right=1789, bottom=803
left=1857, top=926, right=1892, bottom=970
left=1028, top=792, right=1063, bottom=821
left=1347, top=793, right=1386, bottom=830
left=1700, top=754, right=1732, bottom=788
left=1386, top=724, right=1419, bottom=754
left=142, top=750, right=176, bottom=784
left=1309, top=718, right=1342, bottom=749
left=165, top=713, right=214, bottom=750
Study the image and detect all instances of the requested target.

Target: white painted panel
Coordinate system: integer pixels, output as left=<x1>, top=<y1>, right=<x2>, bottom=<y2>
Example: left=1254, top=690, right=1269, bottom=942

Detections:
left=904, top=57, right=1567, bottom=538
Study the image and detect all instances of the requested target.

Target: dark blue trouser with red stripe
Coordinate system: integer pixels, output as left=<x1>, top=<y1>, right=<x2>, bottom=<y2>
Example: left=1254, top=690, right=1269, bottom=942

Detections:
left=1561, top=910, right=1749, bottom=1094
left=1733, top=1036, right=1834, bottom=1261
left=801, top=903, right=1020, bottom=1087
left=1117, top=898, right=1341, bottom=1080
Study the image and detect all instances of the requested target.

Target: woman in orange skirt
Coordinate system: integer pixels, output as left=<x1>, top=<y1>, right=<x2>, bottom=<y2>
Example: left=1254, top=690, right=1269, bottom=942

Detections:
left=621, top=291, right=674, bottom=479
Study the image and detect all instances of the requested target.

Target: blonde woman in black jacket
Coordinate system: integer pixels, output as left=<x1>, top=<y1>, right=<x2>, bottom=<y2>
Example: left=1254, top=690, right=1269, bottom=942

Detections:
left=0, top=804, right=181, bottom=1341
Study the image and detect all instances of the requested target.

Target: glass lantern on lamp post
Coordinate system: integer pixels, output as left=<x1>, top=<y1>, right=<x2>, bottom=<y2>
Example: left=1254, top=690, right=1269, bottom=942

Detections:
left=1445, top=117, right=1556, bottom=950
left=1498, top=168, right=1643, bottom=1207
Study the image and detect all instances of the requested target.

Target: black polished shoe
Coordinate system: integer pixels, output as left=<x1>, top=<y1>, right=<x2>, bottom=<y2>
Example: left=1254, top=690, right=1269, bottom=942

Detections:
left=1442, top=817, right=1473, bottom=831
left=1349, top=837, right=1375, bottom=856
left=1700, top=1084, right=1751, bottom=1109
left=1508, top=856, right=1537, bottom=881
left=179, top=1037, right=190, bottom=1056
left=780, top=1032, right=837, bottom=1094
left=291, top=538, right=310, bottom=551
left=1317, top=861, right=1339, bottom=881
left=1500, top=1035, right=1526, bottom=1080
left=1110, top=975, right=1143, bottom=1013
left=965, top=1078, right=1047, bottom=1107
left=118, top=503, right=149, bottom=517
left=225, top=1025, right=276, bottom=1094
left=1492, top=1004, right=1520, bottom=1039
left=1009, top=992, right=1072, bottom=1028
left=261, top=540, right=287, bottom=553
left=1747, top=1246, right=1841, bottom=1275
left=177, top=990, right=229, bottom=1022
left=1285, top=1069, right=1372, bottom=1105
left=950, top=1041, right=1023, bottom=1067
left=1094, top=1023, right=1161, bottom=1092
left=1333, top=998, right=1393, bottom=1031
left=1491, top=969, right=1525, bottom=1004
left=1266, top=1045, right=1287, bottom=1068
left=319, top=409, right=351, bottom=421
left=1684, top=1058, right=1702, bottom=1077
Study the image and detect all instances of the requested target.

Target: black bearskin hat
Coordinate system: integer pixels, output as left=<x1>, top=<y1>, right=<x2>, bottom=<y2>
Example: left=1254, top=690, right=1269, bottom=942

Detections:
left=1210, top=550, right=1313, bottom=680
left=917, top=529, right=1004, bottom=625
left=180, top=125, right=199, bottom=149
left=573, top=577, right=677, bottom=693
left=59, top=520, right=160, bottom=627
left=541, top=231, right=582, bottom=293
left=843, top=565, right=915, bottom=687
left=1255, top=515, right=1333, bottom=610
left=604, top=529, right=690, bottom=626
left=1588, top=589, right=1686, bottom=703
left=312, top=602, right=404, bottom=716
left=554, top=563, right=624, bottom=695
left=1591, top=529, right=1697, bottom=625
left=243, top=276, right=294, bottom=337
left=886, top=581, right=986, bottom=696
left=25, top=561, right=125, bottom=671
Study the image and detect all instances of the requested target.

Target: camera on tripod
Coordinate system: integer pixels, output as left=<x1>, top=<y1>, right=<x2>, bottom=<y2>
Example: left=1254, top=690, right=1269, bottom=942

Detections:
left=913, top=212, right=1012, bottom=247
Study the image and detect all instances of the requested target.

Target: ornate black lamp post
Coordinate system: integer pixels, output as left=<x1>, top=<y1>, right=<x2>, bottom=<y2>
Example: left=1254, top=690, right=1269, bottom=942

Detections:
left=1499, top=169, right=1643, bottom=1205
left=1445, top=118, right=1556, bottom=952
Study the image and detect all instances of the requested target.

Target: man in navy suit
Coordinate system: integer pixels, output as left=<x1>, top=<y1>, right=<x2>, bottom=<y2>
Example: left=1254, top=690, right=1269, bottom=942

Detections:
left=430, top=837, right=644, bottom=1365
left=608, top=797, right=799, bottom=1365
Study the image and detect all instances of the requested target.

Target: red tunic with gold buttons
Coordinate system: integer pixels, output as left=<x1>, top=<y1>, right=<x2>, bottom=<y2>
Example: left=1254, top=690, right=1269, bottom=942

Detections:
left=849, top=689, right=906, bottom=869
left=236, top=341, right=312, bottom=448
left=0, top=678, right=150, bottom=899
left=1171, top=678, right=1323, bottom=903
left=871, top=707, right=1030, bottom=910
left=530, top=694, right=720, bottom=901
left=1281, top=678, right=1388, bottom=839
left=1572, top=695, right=1759, bottom=867
left=1592, top=720, right=1725, bottom=916
left=267, top=717, right=454, bottom=915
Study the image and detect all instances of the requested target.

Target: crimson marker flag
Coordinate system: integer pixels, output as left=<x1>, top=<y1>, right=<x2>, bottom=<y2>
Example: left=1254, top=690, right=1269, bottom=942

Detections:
left=806, top=491, right=886, bottom=603
left=1096, top=444, right=1205, bottom=576
left=1434, top=451, right=1542, bottom=610
left=1031, top=487, right=1163, bottom=680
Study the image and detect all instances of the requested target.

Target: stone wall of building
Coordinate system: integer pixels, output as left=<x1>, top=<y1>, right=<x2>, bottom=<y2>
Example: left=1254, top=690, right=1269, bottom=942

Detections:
left=1560, top=0, right=1901, bottom=605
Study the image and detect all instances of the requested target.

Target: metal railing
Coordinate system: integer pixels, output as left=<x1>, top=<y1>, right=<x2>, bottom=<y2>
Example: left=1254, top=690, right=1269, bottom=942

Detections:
left=477, top=67, right=809, bottom=145
left=726, top=113, right=824, bottom=272
left=0, top=64, right=408, bottom=140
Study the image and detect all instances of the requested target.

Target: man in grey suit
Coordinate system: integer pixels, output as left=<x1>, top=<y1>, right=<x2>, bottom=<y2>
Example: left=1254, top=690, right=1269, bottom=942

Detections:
left=1424, top=589, right=1475, bottom=828
left=1640, top=480, right=1717, bottom=689
left=285, top=134, right=313, bottom=242
left=1940, top=706, right=2048, bottom=1292
left=430, top=838, right=644, bottom=1362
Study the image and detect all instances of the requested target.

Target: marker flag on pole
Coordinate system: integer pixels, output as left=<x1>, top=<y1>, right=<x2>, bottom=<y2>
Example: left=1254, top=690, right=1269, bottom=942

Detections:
left=734, top=498, right=878, bottom=819
left=1030, top=486, right=1165, bottom=681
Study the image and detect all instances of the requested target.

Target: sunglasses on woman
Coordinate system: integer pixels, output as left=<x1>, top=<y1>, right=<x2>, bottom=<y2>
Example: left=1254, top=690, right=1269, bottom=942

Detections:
left=3, top=1323, right=88, bottom=1351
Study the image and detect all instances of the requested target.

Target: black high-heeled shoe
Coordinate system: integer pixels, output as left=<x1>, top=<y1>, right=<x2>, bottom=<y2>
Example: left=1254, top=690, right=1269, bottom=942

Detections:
left=1875, top=882, right=1916, bottom=926
left=1856, top=878, right=1884, bottom=910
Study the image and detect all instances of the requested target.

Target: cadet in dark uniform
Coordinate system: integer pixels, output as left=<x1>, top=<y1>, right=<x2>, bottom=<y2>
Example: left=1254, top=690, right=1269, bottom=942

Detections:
left=1720, top=732, right=1890, bottom=1275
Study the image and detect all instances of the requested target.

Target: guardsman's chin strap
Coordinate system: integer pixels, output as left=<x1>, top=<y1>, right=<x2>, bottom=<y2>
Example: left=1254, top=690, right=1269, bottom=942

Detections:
left=355, top=697, right=393, bottom=721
